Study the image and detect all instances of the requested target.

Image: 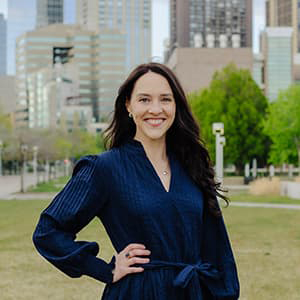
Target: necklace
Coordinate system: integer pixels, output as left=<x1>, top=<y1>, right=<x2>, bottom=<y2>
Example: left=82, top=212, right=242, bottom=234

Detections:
left=162, top=170, right=169, bottom=176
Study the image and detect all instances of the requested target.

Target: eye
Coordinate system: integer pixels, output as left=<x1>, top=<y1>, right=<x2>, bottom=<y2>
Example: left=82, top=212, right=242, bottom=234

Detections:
left=162, top=97, right=172, bottom=102
left=139, top=97, right=150, bottom=102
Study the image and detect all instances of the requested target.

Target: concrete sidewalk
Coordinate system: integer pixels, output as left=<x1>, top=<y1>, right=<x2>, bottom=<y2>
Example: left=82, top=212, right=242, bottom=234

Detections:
left=0, top=174, right=38, bottom=199
left=0, top=172, right=64, bottom=199
left=4, top=192, right=57, bottom=200
left=230, top=201, right=300, bottom=210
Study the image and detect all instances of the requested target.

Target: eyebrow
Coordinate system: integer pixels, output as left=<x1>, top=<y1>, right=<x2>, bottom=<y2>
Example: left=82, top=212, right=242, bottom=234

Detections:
left=136, top=93, right=173, bottom=97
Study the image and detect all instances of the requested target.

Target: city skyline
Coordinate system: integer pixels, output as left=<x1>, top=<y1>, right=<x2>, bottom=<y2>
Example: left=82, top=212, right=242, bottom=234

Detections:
left=0, top=0, right=265, bottom=72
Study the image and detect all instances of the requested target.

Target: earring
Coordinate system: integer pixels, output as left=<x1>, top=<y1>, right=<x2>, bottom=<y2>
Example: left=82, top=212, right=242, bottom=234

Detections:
left=129, top=112, right=133, bottom=118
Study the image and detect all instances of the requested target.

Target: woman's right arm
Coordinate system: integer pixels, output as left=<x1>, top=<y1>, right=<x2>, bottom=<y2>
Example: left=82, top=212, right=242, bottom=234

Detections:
left=32, top=155, right=115, bottom=284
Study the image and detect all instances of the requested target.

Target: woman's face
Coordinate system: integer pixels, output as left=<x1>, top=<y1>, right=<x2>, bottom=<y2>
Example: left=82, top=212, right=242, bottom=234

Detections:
left=126, top=71, right=176, bottom=142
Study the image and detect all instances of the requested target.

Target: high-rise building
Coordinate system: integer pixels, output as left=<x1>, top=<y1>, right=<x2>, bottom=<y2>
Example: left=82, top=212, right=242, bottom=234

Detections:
left=261, top=27, right=293, bottom=100
left=26, top=63, right=94, bottom=130
left=0, top=75, right=16, bottom=115
left=76, top=0, right=152, bottom=72
left=6, top=0, right=36, bottom=74
left=169, top=0, right=252, bottom=52
left=15, top=24, right=126, bottom=127
left=0, top=13, right=6, bottom=75
left=265, top=0, right=300, bottom=54
left=36, top=0, right=64, bottom=28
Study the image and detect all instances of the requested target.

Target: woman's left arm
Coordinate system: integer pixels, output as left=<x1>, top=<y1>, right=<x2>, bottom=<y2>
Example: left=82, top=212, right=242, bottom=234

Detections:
left=32, top=155, right=115, bottom=284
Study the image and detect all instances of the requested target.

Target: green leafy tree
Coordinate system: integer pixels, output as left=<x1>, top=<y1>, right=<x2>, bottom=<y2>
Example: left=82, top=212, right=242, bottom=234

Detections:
left=189, top=64, right=269, bottom=174
left=264, top=85, right=300, bottom=173
left=0, top=105, right=12, bottom=143
left=68, top=129, right=102, bottom=159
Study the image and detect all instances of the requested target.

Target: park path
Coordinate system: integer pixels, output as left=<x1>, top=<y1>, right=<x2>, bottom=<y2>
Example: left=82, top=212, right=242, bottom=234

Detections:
left=0, top=171, right=64, bottom=199
left=230, top=201, right=300, bottom=210
left=0, top=174, right=38, bottom=199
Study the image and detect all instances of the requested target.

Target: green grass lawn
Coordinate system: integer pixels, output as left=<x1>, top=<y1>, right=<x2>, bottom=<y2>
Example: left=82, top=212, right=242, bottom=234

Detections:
left=0, top=198, right=299, bottom=299
left=27, top=176, right=70, bottom=193
left=229, top=192, right=300, bottom=205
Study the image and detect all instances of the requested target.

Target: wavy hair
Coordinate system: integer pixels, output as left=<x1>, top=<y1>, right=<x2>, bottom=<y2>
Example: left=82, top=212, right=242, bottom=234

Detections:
left=104, top=63, right=228, bottom=216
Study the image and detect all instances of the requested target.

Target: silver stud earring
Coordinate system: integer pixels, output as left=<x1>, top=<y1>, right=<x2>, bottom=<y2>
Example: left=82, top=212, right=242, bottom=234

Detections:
left=129, top=112, right=133, bottom=118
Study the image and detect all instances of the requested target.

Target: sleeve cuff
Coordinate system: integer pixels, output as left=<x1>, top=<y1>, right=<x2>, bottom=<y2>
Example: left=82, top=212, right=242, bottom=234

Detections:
left=81, top=254, right=115, bottom=284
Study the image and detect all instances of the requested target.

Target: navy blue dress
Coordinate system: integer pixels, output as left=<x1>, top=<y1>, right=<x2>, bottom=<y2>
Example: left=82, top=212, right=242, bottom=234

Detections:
left=33, top=139, right=239, bottom=299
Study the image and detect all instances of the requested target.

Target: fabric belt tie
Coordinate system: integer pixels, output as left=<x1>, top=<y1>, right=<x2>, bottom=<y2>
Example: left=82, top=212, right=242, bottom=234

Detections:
left=141, top=259, right=221, bottom=298
left=173, top=261, right=221, bottom=288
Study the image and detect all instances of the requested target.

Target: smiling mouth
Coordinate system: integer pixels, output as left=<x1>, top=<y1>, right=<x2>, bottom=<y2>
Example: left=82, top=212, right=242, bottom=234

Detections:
left=144, top=118, right=166, bottom=126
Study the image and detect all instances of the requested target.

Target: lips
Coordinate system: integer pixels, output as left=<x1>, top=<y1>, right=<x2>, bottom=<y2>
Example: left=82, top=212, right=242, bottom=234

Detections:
left=144, top=118, right=166, bottom=126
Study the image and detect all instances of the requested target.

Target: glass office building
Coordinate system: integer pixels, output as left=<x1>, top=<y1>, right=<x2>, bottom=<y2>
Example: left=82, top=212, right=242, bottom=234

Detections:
left=77, top=0, right=151, bottom=72
left=263, top=27, right=293, bottom=101
left=36, top=0, right=64, bottom=28
left=266, top=0, right=300, bottom=55
left=169, top=0, right=252, bottom=51
left=0, top=13, right=6, bottom=75
left=15, top=24, right=125, bottom=127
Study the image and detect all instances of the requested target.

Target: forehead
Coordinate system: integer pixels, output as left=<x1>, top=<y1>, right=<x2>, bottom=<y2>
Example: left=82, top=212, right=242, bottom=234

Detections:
left=132, top=71, right=173, bottom=95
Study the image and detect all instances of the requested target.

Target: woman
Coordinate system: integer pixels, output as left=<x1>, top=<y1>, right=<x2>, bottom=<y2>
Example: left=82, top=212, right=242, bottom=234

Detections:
left=33, top=63, right=239, bottom=299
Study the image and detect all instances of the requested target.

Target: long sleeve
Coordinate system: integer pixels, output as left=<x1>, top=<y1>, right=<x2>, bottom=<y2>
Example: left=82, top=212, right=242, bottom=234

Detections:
left=201, top=204, right=240, bottom=300
left=32, top=155, right=115, bottom=284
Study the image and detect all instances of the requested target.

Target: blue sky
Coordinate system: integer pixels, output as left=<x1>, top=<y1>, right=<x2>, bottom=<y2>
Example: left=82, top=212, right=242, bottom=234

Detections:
left=0, top=0, right=265, bottom=59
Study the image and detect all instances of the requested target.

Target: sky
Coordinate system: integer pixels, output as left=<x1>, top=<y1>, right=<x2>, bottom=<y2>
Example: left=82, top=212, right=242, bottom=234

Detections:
left=0, top=0, right=265, bottom=60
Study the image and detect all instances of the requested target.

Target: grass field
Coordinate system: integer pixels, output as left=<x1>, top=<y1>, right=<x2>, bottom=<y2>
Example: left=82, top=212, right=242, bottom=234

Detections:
left=229, top=192, right=300, bottom=205
left=0, top=199, right=299, bottom=300
left=27, top=176, right=70, bottom=193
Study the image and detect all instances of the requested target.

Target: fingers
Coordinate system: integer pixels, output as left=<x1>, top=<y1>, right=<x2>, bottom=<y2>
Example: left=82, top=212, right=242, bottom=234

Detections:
left=128, top=267, right=145, bottom=274
left=123, top=243, right=146, bottom=253
left=127, top=249, right=151, bottom=257
left=113, top=243, right=151, bottom=283
left=127, top=256, right=150, bottom=265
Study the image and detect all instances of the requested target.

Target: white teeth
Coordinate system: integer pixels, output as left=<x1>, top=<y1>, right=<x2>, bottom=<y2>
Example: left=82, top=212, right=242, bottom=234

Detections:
left=146, top=119, right=164, bottom=125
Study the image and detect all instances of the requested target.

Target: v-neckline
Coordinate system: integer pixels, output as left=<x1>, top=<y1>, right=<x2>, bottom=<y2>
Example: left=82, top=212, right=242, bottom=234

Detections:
left=128, top=139, right=174, bottom=193
left=145, top=153, right=173, bottom=193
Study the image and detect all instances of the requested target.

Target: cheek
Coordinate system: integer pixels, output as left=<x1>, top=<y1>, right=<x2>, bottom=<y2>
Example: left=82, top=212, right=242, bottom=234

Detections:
left=167, top=105, right=176, bottom=120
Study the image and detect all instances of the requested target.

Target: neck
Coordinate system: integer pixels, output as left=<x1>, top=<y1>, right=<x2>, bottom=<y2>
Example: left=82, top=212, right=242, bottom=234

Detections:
left=134, top=135, right=168, bottom=162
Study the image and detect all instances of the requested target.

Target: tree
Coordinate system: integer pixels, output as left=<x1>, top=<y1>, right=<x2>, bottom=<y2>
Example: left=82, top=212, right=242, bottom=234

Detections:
left=0, top=105, right=12, bottom=144
left=264, top=85, right=300, bottom=173
left=189, top=64, right=269, bottom=174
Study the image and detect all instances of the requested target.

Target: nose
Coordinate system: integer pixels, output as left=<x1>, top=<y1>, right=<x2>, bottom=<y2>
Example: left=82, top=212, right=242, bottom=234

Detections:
left=149, top=99, right=163, bottom=114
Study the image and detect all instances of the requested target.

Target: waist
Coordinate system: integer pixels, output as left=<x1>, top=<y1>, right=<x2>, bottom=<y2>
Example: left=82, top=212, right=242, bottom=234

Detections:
left=136, top=258, right=222, bottom=290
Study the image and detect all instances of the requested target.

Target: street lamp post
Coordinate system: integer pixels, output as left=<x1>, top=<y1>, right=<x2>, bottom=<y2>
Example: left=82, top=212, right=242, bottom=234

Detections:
left=20, top=144, right=28, bottom=193
left=0, top=140, right=3, bottom=176
left=32, top=146, right=39, bottom=186
left=212, top=123, right=226, bottom=185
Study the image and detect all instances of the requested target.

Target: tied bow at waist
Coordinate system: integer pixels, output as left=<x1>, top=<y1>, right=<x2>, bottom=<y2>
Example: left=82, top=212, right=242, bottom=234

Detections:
left=141, top=259, right=222, bottom=298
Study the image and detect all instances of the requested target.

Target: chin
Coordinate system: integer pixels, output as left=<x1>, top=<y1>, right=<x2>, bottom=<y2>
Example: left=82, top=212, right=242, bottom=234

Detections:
left=139, top=129, right=167, bottom=141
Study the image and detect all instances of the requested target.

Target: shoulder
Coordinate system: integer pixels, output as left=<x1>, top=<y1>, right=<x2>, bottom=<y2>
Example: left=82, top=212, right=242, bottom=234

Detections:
left=73, top=148, right=122, bottom=176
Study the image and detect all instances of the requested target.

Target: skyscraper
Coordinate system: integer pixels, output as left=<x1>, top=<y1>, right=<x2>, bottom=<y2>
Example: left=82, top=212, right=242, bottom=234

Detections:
left=15, top=24, right=126, bottom=127
left=265, top=0, right=300, bottom=54
left=169, top=0, right=252, bottom=52
left=76, top=0, right=152, bottom=72
left=6, top=0, right=36, bottom=74
left=261, top=27, right=293, bottom=100
left=0, top=13, right=6, bottom=75
left=36, top=0, right=64, bottom=28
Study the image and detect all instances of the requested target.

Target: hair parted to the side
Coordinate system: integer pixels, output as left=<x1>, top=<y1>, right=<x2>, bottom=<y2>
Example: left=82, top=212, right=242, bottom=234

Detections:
left=104, top=62, right=228, bottom=216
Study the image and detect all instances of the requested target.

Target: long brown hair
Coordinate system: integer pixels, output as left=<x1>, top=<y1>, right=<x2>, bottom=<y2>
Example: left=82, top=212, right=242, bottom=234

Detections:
left=104, top=63, right=228, bottom=216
